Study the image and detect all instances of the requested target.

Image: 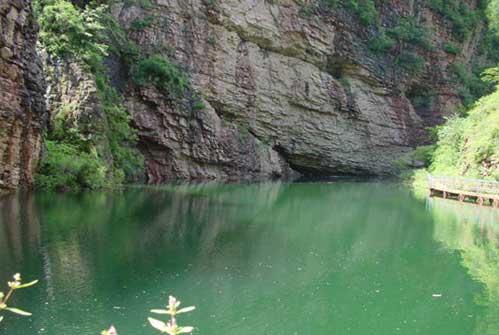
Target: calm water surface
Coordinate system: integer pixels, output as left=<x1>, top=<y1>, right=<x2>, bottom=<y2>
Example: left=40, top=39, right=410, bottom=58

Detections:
left=0, top=181, right=498, bottom=335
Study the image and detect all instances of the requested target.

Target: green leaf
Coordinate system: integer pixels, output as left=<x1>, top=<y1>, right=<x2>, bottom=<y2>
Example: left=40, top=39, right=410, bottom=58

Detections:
left=148, top=317, right=167, bottom=332
left=178, top=326, right=194, bottom=334
left=16, top=280, right=39, bottom=289
left=176, top=306, right=195, bottom=314
left=150, top=309, right=170, bottom=315
left=4, top=307, right=32, bottom=316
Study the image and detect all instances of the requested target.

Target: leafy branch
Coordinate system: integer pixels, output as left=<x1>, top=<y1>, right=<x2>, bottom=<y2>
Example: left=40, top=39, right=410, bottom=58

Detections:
left=0, top=273, right=38, bottom=323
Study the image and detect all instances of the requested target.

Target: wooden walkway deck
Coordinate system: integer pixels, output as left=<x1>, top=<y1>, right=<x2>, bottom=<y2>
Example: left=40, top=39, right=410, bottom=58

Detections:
left=428, top=176, right=499, bottom=208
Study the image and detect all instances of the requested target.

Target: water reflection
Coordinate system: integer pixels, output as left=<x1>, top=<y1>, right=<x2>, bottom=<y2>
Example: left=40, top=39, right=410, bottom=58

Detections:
left=0, top=183, right=496, bottom=335
left=429, top=198, right=499, bottom=335
left=0, top=193, right=41, bottom=270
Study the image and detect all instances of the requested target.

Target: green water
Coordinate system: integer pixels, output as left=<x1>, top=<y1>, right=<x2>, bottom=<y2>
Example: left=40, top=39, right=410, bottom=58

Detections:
left=0, top=181, right=498, bottom=335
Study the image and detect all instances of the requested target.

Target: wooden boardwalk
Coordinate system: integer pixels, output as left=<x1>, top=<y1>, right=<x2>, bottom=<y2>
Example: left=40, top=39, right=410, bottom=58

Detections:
left=428, top=176, right=499, bottom=208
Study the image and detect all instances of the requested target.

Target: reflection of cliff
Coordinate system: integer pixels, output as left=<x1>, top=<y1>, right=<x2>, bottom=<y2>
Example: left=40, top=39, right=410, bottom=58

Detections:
left=430, top=199, right=499, bottom=335
left=0, top=193, right=40, bottom=267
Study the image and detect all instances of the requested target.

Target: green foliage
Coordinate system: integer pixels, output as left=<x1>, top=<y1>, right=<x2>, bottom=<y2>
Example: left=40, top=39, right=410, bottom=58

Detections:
left=428, top=0, right=480, bottom=41
left=449, top=62, right=491, bottom=106
left=430, top=88, right=499, bottom=180
left=206, top=35, right=216, bottom=46
left=123, top=0, right=154, bottom=9
left=193, top=100, right=206, bottom=111
left=482, top=66, right=499, bottom=85
left=133, top=55, right=189, bottom=96
left=320, top=0, right=379, bottom=26
left=411, top=95, right=433, bottom=110
left=203, top=0, right=219, bottom=8
left=395, top=51, right=425, bottom=74
left=35, top=0, right=144, bottom=191
left=345, top=0, right=378, bottom=26
left=369, top=32, right=396, bottom=53
left=443, top=42, right=460, bottom=55
left=36, top=140, right=110, bottom=191
left=130, top=16, right=155, bottom=31
left=36, top=0, right=108, bottom=69
left=487, top=0, right=499, bottom=36
left=95, top=74, right=144, bottom=180
left=412, top=145, right=436, bottom=167
left=387, top=18, right=432, bottom=50
left=299, top=3, right=315, bottom=17
left=98, top=12, right=140, bottom=65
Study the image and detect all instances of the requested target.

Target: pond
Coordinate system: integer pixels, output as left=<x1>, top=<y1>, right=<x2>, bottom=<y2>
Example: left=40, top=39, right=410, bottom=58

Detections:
left=0, top=181, right=498, bottom=335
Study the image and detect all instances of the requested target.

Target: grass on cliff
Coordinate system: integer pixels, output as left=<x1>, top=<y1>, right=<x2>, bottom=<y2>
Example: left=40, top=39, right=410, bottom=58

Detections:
left=132, top=55, right=189, bottom=96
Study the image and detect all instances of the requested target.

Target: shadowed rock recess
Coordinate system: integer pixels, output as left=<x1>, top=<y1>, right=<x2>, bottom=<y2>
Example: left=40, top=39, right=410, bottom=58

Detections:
left=0, top=0, right=46, bottom=191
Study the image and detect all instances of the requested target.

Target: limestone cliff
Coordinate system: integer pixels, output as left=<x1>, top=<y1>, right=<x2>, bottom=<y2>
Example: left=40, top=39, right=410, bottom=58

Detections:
left=111, top=0, right=488, bottom=181
left=0, top=0, right=46, bottom=191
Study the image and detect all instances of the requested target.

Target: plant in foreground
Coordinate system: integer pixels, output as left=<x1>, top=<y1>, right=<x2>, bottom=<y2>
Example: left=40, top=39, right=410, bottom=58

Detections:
left=101, top=325, right=118, bottom=335
left=148, top=295, right=196, bottom=334
left=0, top=273, right=38, bottom=323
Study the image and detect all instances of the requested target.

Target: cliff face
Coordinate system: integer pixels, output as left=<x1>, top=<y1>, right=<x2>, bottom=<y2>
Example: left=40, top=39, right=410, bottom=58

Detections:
left=0, top=0, right=46, bottom=191
left=0, top=0, right=488, bottom=188
left=110, top=0, right=481, bottom=181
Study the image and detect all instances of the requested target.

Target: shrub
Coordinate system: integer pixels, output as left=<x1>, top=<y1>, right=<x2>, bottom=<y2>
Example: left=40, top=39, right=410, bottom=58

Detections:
left=347, top=0, right=378, bottom=26
left=130, top=16, right=155, bottom=31
left=387, top=18, right=432, bottom=50
left=36, top=0, right=108, bottom=69
left=449, top=62, right=491, bottom=106
left=395, top=52, right=425, bottom=74
left=123, top=0, right=154, bottom=9
left=133, top=55, right=190, bottom=96
left=430, top=88, right=499, bottom=180
left=427, top=0, right=480, bottom=41
left=193, top=100, right=206, bottom=111
left=320, top=0, right=379, bottom=26
left=36, top=141, right=109, bottom=191
left=412, top=145, right=436, bottom=167
left=443, top=42, right=460, bottom=55
left=369, top=32, right=396, bottom=53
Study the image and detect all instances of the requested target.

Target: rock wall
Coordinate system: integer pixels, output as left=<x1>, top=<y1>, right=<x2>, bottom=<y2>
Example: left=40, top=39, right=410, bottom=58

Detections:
left=1, top=0, right=485, bottom=188
left=0, top=0, right=46, bottom=191
left=109, top=0, right=482, bottom=181
left=42, top=56, right=113, bottom=162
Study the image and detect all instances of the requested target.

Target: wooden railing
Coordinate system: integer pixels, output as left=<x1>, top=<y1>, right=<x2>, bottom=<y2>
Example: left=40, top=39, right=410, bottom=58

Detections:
left=428, top=175, right=499, bottom=207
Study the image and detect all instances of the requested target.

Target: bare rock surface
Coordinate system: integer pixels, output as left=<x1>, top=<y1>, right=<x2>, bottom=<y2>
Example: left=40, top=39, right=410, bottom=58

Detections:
left=112, top=0, right=479, bottom=180
left=0, top=0, right=46, bottom=190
